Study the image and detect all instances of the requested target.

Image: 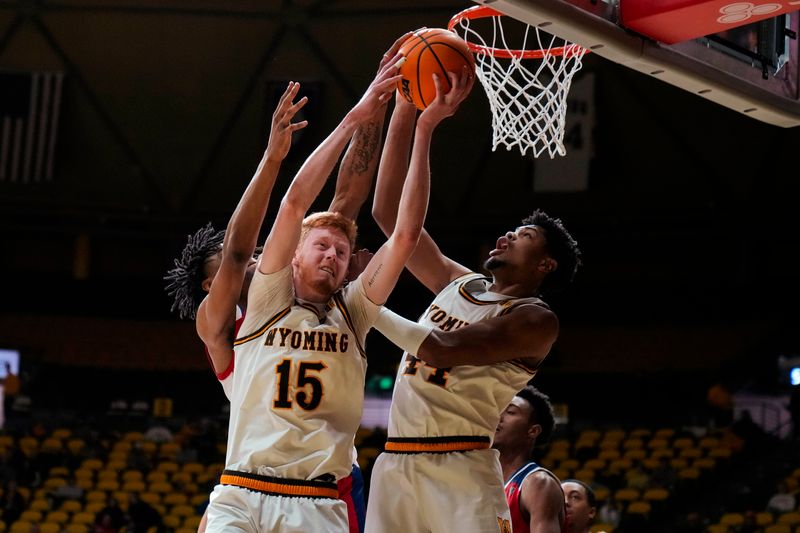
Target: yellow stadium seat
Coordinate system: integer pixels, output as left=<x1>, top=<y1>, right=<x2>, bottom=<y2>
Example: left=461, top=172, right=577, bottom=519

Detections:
left=41, top=438, right=63, bottom=453
left=139, top=491, right=161, bottom=505
left=82, top=458, right=104, bottom=470
left=183, top=462, right=205, bottom=475
left=623, top=449, right=647, bottom=461
left=552, top=468, right=571, bottom=481
left=108, top=451, right=128, bottom=463
left=593, top=487, right=610, bottom=503
left=190, top=493, right=209, bottom=506
left=0, top=435, right=13, bottom=447
left=84, top=501, right=105, bottom=515
left=106, top=460, right=126, bottom=471
left=19, top=511, right=42, bottom=523
left=627, top=501, right=651, bottom=515
left=654, top=428, right=675, bottom=439
left=651, top=449, right=674, bottom=459
left=647, top=438, right=669, bottom=450
left=764, top=525, right=791, bottom=533
left=146, top=471, right=168, bottom=484
left=584, top=459, right=606, bottom=470
left=614, top=488, right=640, bottom=502
left=623, top=439, right=644, bottom=450
left=96, top=480, right=119, bottom=492
left=51, top=428, right=71, bottom=440
left=149, top=481, right=173, bottom=494
left=706, top=524, right=728, bottom=533
left=44, top=510, right=69, bottom=524
left=123, top=431, right=144, bottom=442
left=159, top=442, right=181, bottom=459
left=575, top=439, right=597, bottom=451
left=643, top=488, right=670, bottom=501
left=550, top=439, right=571, bottom=450
left=10, top=522, right=32, bottom=533
left=60, top=500, right=82, bottom=513
left=74, top=468, right=94, bottom=481
left=545, top=449, right=569, bottom=462
left=164, top=493, right=188, bottom=506
left=175, top=529, right=196, bottom=533
left=43, top=477, right=66, bottom=491
left=641, top=458, right=661, bottom=470
left=66, top=525, right=89, bottom=533
left=709, top=447, right=732, bottom=459
left=170, top=504, right=196, bottom=518
left=163, top=515, right=182, bottom=529
left=172, top=471, right=193, bottom=485
left=122, top=480, right=146, bottom=493
left=85, top=490, right=107, bottom=503
left=113, top=490, right=130, bottom=504
left=608, top=459, right=633, bottom=473
left=39, top=523, right=61, bottom=533
left=183, top=515, right=203, bottom=530
left=560, top=459, right=580, bottom=471
left=71, top=512, right=95, bottom=525
left=694, top=458, right=716, bottom=470
left=97, top=470, right=118, bottom=482
left=16, top=486, right=30, bottom=502
left=157, top=461, right=179, bottom=474
left=598, top=449, right=621, bottom=461
left=590, top=524, right=615, bottom=533
left=678, top=467, right=700, bottom=480
left=76, top=478, right=94, bottom=490
left=28, top=499, right=50, bottom=512
left=778, top=513, right=800, bottom=526
left=680, top=448, right=703, bottom=460
left=66, top=438, right=86, bottom=455
left=573, top=469, right=595, bottom=481
left=598, top=439, right=621, bottom=451
left=719, top=513, right=744, bottom=527
left=122, top=470, right=143, bottom=482
left=698, top=437, right=720, bottom=449
left=113, top=440, right=132, bottom=453
left=670, top=458, right=689, bottom=470
left=756, top=512, right=775, bottom=526
left=672, top=438, right=694, bottom=449
left=49, top=466, right=70, bottom=478
left=605, top=429, right=626, bottom=440
left=579, top=429, right=602, bottom=441
left=629, top=428, right=652, bottom=439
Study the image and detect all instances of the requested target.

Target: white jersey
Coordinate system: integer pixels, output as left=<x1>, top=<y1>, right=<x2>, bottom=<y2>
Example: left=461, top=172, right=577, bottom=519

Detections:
left=227, top=265, right=379, bottom=481
left=386, top=272, right=544, bottom=441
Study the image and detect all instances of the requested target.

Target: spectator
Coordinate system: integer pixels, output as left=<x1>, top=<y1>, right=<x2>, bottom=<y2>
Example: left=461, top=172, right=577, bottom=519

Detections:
left=0, top=362, right=19, bottom=429
left=126, top=492, right=163, bottom=533
left=766, top=482, right=797, bottom=514
left=562, top=479, right=597, bottom=533
left=51, top=474, right=84, bottom=505
left=143, top=421, right=173, bottom=444
left=0, top=480, right=26, bottom=526
left=596, top=498, right=622, bottom=528
left=94, top=497, right=125, bottom=532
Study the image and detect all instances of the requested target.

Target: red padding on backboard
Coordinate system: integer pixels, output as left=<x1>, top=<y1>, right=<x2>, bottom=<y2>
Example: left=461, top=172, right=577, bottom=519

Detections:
left=621, top=0, right=799, bottom=44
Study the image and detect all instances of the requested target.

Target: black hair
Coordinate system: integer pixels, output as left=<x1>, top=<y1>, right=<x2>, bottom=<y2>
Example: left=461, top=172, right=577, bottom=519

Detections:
left=563, top=478, right=597, bottom=507
left=164, top=223, right=225, bottom=320
left=516, top=385, right=556, bottom=446
left=521, top=209, right=581, bottom=295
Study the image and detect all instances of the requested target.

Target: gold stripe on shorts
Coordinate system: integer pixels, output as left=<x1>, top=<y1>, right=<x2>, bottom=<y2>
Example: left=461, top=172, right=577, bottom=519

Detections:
left=384, top=436, right=491, bottom=454
left=220, top=470, right=338, bottom=499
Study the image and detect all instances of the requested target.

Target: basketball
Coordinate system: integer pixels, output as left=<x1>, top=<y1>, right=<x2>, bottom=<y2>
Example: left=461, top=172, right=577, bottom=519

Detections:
left=396, top=28, right=475, bottom=110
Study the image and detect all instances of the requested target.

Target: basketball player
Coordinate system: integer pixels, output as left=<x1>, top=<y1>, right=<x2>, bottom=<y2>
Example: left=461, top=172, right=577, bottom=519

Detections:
left=201, top=46, right=473, bottom=532
left=561, top=479, right=597, bottom=533
left=495, top=386, right=565, bottom=533
left=166, top=33, right=412, bottom=530
left=358, top=90, right=582, bottom=532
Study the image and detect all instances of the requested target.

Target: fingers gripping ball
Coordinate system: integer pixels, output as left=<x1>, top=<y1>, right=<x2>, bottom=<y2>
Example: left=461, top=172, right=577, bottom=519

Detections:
left=397, top=29, right=475, bottom=110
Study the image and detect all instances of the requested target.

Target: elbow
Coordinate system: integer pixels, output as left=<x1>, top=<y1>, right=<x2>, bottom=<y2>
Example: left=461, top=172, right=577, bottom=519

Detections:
left=280, top=196, right=306, bottom=220
left=416, top=333, right=451, bottom=368
left=392, top=226, right=423, bottom=252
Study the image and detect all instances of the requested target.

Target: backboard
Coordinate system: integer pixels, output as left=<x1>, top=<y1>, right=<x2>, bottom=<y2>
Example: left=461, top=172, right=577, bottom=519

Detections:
left=469, top=0, right=800, bottom=127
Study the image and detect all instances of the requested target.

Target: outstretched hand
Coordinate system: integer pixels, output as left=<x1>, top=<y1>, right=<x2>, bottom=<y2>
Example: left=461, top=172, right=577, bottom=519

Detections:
left=266, top=82, right=309, bottom=163
left=417, top=65, right=475, bottom=130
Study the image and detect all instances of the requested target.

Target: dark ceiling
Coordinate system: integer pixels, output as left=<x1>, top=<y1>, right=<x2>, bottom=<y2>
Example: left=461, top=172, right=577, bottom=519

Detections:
left=1, top=1, right=799, bottom=366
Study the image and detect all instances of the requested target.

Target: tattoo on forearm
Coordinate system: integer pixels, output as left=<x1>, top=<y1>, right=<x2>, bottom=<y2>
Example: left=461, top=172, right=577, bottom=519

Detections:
left=350, top=122, right=381, bottom=174
left=368, top=263, right=383, bottom=287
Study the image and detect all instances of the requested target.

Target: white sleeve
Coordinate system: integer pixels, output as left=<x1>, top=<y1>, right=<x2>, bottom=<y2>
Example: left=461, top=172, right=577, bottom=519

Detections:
left=239, top=265, right=294, bottom=337
left=373, top=306, right=434, bottom=356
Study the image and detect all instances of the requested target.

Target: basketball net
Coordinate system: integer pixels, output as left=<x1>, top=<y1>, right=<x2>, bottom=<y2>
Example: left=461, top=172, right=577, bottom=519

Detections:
left=450, top=6, right=588, bottom=158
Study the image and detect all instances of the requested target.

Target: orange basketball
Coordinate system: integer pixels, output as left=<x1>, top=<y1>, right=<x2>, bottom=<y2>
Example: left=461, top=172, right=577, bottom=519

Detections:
left=396, top=28, right=475, bottom=110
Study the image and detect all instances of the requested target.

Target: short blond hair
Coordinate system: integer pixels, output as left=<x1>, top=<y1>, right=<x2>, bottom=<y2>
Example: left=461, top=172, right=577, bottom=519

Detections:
left=300, top=211, right=357, bottom=251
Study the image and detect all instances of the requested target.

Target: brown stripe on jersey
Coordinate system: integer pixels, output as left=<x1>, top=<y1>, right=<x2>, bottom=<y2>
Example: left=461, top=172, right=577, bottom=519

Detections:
left=220, top=470, right=338, bottom=499
left=385, top=435, right=491, bottom=454
left=296, top=301, right=325, bottom=321
left=332, top=292, right=366, bottom=358
left=233, top=307, right=291, bottom=346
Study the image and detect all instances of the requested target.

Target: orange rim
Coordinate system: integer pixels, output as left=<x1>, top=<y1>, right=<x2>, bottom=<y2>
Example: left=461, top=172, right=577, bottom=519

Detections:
left=448, top=5, right=588, bottom=59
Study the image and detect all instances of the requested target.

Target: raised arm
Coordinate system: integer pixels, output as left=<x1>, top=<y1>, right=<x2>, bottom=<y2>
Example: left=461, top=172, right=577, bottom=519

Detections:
left=358, top=69, right=473, bottom=305
left=258, top=57, right=402, bottom=275
left=374, top=303, right=558, bottom=368
left=196, top=82, right=307, bottom=371
left=371, top=79, right=473, bottom=296
left=521, top=472, right=565, bottom=533
left=328, top=33, right=411, bottom=220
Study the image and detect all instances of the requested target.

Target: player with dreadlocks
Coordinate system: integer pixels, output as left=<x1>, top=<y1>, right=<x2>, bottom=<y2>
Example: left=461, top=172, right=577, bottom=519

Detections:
left=165, top=69, right=388, bottom=532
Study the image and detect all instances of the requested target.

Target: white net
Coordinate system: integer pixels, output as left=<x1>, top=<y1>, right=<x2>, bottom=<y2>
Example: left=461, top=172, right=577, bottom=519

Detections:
left=455, top=13, right=588, bottom=158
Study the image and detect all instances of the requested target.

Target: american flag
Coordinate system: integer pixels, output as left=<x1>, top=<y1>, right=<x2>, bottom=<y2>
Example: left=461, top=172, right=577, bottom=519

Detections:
left=0, top=70, right=63, bottom=183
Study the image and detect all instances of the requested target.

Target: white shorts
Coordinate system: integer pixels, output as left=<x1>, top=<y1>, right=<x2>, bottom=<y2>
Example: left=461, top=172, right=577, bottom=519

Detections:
left=365, top=448, right=511, bottom=533
left=206, top=484, right=349, bottom=533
